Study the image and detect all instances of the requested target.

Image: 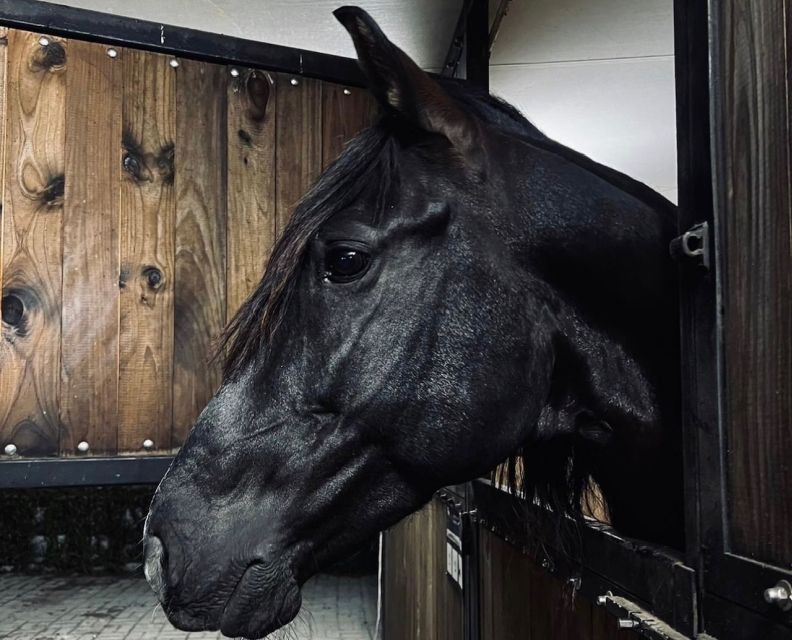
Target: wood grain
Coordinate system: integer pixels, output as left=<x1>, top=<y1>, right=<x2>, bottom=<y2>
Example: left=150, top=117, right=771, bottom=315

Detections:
left=321, top=83, right=377, bottom=168
left=226, top=67, right=276, bottom=316
left=274, top=74, right=322, bottom=236
left=0, top=30, right=67, bottom=456
left=382, top=499, right=463, bottom=640
left=118, top=48, right=176, bottom=453
left=0, top=27, right=7, bottom=313
left=716, top=0, right=792, bottom=566
left=173, top=59, right=227, bottom=446
left=60, top=39, right=121, bottom=455
left=479, top=527, right=640, bottom=640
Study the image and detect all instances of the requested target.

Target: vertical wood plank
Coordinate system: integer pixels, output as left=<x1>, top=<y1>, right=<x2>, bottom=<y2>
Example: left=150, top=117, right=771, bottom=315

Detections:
left=118, top=48, right=175, bottom=454
left=226, top=68, right=276, bottom=317
left=0, top=31, right=66, bottom=456
left=60, top=39, right=121, bottom=455
left=382, top=499, right=464, bottom=639
left=172, top=59, right=227, bottom=446
left=321, top=83, right=377, bottom=168
left=275, top=74, right=322, bottom=236
left=716, top=0, right=792, bottom=566
left=0, top=27, right=7, bottom=312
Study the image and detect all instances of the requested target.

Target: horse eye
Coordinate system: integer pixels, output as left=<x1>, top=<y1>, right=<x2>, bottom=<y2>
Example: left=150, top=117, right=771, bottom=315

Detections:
left=324, top=247, right=370, bottom=283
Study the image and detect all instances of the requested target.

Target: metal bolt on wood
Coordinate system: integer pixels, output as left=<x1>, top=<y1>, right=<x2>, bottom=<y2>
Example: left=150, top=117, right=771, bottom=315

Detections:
left=143, top=439, right=155, bottom=450
left=38, top=36, right=49, bottom=46
left=343, top=88, right=351, bottom=95
left=230, top=67, right=240, bottom=77
left=618, top=619, right=639, bottom=629
left=169, top=58, right=179, bottom=68
left=290, top=77, right=299, bottom=86
left=764, top=580, right=792, bottom=611
left=3, top=443, right=17, bottom=456
left=77, top=441, right=90, bottom=453
left=107, top=48, right=118, bottom=58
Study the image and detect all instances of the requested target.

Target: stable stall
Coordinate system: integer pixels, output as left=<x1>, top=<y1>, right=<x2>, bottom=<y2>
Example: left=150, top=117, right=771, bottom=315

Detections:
left=0, top=1, right=789, bottom=639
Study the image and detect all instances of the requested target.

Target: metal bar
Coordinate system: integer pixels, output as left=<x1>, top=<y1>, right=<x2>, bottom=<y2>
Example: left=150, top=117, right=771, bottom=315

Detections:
left=441, top=0, right=474, bottom=78
left=488, top=0, right=512, bottom=53
left=463, top=482, right=481, bottom=640
left=0, top=0, right=366, bottom=86
left=465, top=0, right=489, bottom=90
left=0, top=456, right=173, bottom=488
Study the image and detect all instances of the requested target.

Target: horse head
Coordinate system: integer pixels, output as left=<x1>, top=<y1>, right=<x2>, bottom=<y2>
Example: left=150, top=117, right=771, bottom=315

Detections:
left=144, top=7, right=682, bottom=638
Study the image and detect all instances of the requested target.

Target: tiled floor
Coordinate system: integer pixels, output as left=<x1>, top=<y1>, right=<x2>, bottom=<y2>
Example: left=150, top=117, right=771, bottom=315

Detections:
left=0, top=573, right=377, bottom=640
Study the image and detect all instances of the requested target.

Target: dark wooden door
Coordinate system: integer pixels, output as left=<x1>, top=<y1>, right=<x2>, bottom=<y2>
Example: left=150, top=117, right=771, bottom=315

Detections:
left=678, top=0, right=792, bottom=637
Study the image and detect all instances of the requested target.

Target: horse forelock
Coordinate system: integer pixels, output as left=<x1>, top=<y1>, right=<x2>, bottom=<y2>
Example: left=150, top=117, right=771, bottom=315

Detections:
left=218, top=124, right=400, bottom=378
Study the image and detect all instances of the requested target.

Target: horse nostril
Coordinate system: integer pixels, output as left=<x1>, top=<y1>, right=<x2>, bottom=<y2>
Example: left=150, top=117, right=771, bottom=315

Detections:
left=144, top=535, right=167, bottom=599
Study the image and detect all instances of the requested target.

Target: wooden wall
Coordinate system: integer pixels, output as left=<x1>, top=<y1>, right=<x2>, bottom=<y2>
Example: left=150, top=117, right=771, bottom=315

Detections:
left=383, top=497, right=465, bottom=640
left=714, top=0, right=792, bottom=569
left=479, top=528, right=640, bottom=640
left=384, top=499, right=642, bottom=640
left=0, top=29, right=375, bottom=457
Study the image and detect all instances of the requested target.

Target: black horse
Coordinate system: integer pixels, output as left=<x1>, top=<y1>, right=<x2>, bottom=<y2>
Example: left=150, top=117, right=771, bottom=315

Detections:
left=144, top=7, right=681, bottom=638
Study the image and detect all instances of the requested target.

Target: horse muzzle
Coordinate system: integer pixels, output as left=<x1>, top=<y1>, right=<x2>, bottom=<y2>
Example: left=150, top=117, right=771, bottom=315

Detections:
left=143, top=531, right=302, bottom=638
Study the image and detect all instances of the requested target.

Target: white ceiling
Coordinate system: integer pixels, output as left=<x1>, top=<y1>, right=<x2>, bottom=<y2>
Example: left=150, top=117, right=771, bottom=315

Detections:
left=56, top=0, right=463, bottom=70
left=490, top=0, right=673, bottom=64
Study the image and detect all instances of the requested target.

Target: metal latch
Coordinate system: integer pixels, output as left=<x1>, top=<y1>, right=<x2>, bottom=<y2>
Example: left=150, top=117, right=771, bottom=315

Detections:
left=670, top=221, right=710, bottom=270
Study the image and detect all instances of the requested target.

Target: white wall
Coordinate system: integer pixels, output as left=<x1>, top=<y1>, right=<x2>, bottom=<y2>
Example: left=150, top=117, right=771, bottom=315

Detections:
left=489, top=0, right=677, bottom=202
left=58, top=0, right=676, bottom=200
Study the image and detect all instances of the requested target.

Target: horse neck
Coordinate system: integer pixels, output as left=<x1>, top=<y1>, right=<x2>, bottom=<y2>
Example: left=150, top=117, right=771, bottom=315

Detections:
left=497, top=140, right=684, bottom=544
left=496, top=137, right=680, bottom=409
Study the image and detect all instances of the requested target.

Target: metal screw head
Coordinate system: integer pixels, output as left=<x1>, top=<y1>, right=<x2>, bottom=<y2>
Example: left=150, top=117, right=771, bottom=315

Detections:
left=230, top=67, right=240, bottom=78
left=169, top=58, right=179, bottom=69
left=290, top=78, right=299, bottom=86
left=142, top=439, right=154, bottom=450
left=38, top=36, right=50, bottom=47
left=343, top=88, right=351, bottom=95
left=764, top=580, right=792, bottom=611
left=107, top=48, right=118, bottom=58
left=4, top=443, right=17, bottom=456
left=77, top=441, right=90, bottom=453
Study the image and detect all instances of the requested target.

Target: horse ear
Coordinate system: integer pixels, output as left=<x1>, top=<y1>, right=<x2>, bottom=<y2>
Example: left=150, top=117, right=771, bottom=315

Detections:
left=334, top=6, right=483, bottom=169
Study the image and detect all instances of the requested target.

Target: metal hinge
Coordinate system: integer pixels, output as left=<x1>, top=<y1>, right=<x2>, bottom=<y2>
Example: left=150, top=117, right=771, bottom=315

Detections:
left=670, top=221, right=710, bottom=270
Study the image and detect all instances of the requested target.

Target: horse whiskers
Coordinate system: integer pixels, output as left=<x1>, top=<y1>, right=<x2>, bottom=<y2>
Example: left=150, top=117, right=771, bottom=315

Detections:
left=149, top=601, right=162, bottom=623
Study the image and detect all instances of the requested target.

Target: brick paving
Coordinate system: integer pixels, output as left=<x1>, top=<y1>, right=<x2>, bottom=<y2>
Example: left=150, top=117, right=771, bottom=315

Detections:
left=0, top=573, right=377, bottom=640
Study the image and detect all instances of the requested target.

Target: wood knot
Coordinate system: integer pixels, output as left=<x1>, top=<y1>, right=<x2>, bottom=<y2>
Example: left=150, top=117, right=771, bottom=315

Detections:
left=122, top=129, right=148, bottom=183
left=2, top=290, right=29, bottom=339
left=157, top=143, right=175, bottom=185
left=122, top=152, right=143, bottom=181
left=142, top=266, right=163, bottom=290
left=32, top=39, right=66, bottom=71
left=238, top=129, right=252, bottom=146
left=39, top=174, right=65, bottom=209
left=1, top=293, right=24, bottom=327
left=245, top=72, right=270, bottom=123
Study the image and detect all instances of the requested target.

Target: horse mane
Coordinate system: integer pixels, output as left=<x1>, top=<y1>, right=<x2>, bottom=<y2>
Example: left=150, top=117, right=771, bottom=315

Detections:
left=438, top=78, right=678, bottom=223
left=219, top=79, right=673, bottom=544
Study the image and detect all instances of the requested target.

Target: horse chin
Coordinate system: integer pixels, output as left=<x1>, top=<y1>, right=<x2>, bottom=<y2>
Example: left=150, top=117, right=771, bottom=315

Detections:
left=218, top=561, right=302, bottom=639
